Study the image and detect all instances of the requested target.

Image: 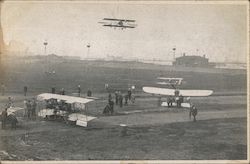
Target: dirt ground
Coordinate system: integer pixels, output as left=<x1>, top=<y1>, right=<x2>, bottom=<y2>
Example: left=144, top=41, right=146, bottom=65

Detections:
left=0, top=118, right=247, bottom=160
left=0, top=93, right=247, bottom=161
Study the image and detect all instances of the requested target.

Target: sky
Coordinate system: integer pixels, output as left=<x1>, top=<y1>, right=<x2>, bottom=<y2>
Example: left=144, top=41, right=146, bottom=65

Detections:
left=1, top=1, right=248, bottom=63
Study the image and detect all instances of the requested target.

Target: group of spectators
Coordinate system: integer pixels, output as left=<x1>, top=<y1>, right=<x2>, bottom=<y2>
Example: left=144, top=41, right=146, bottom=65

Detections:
left=24, top=98, right=37, bottom=120
left=103, top=88, right=135, bottom=115
left=166, top=95, right=184, bottom=107
left=114, top=89, right=135, bottom=107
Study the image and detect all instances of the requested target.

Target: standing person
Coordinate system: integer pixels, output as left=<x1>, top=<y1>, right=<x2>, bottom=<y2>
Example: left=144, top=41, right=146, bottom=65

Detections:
left=115, top=91, right=119, bottom=105
left=103, top=103, right=111, bottom=115
left=167, top=96, right=171, bottom=107
left=190, top=105, right=198, bottom=122
left=51, top=87, right=56, bottom=94
left=169, top=96, right=173, bottom=107
left=1, top=108, right=8, bottom=129
left=31, top=98, right=37, bottom=120
left=127, top=88, right=132, bottom=101
left=119, top=94, right=123, bottom=108
left=124, top=94, right=128, bottom=105
left=61, top=88, right=65, bottom=95
left=24, top=86, right=28, bottom=96
left=109, top=100, right=114, bottom=115
left=175, top=96, right=180, bottom=108
left=170, top=96, right=175, bottom=107
left=77, top=85, right=81, bottom=97
left=87, top=90, right=92, bottom=97
left=1, top=83, right=5, bottom=96
left=108, top=93, right=112, bottom=102
left=7, top=97, right=14, bottom=108
left=27, top=100, right=32, bottom=119
left=24, top=99, right=28, bottom=117
left=189, top=104, right=192, bottom=119
left=179, top=95, right=184, bottom=106
left=158, top=96, right=162, bottom=107
left=131, top=94, right=135, bottom=103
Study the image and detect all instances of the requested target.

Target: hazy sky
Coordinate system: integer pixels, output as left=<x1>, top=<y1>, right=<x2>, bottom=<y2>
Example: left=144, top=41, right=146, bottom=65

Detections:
left=1, top=1, right=248, bottom=62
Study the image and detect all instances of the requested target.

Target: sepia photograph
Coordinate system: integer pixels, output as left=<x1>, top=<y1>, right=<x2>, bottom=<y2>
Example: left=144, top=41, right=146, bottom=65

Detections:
left=0, top=0, right=249, bottom=163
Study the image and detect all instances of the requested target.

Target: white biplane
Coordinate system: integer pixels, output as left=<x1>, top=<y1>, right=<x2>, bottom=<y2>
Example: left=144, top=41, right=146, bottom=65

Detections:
left=37, top=93, right=97, bottom=127
left=143, top=77, right=213, bottom=108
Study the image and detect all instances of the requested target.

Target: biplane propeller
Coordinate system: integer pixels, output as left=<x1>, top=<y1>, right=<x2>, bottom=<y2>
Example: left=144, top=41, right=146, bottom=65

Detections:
left=98, top=18, right=137, bottom=29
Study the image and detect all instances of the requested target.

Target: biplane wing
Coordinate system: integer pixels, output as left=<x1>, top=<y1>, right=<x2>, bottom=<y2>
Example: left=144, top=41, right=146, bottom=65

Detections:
left=103, top=24, right=135, bottom=28
left=68, top=113, right=96, bottom=127
left=156, top=77, right=183, bottom=85
left=37, top=93, right=94, bottom=104
left=143, top=87, right=213, bottom=97
left=68, top=113, right=96, bottom=122
left=161, top=102, right=191, bottom=108
left=103, top=18, right=136, bottom=22
left=157, top=77, right=183, bottom=80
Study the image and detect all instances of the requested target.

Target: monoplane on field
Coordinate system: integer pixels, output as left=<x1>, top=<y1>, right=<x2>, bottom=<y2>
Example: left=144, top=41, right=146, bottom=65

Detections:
left=37, top=93, right=96, bottom=127
left=143, top=77, right=213, bottom=108
left=98, top=18, right=137, bottom=29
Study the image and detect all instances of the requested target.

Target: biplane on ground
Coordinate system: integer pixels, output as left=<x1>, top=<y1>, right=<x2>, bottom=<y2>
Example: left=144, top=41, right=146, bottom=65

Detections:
left=98, top=18, right=137, bottom=29
left=143, top=77, right=213, bottom=108
left=37, top=93, right=97, bottom=127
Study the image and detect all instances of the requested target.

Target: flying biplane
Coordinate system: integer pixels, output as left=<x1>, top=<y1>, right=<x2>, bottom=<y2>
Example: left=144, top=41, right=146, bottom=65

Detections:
left=143, top=77, right=213, bottom=108
left=98, top=18, right=137, bottom=29
left=37, top=93, right=96, bottom=127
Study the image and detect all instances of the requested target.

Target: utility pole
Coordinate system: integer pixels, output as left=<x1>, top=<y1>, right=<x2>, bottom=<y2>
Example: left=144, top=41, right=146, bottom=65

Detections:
left=172, top=47, right=176, bottom=61
left=44, top=41, right=48, bottom=55
left=44, top=41, right=48, bottom=73
left=86, top=43, right=91, bottom=59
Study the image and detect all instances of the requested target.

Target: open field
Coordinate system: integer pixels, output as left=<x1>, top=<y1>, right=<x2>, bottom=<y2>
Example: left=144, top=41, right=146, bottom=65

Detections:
left=0, top=59, right=247, bottom=161
left=0, top=117, right=247, bottom=160
left=1, top=59, right=247, bottom=94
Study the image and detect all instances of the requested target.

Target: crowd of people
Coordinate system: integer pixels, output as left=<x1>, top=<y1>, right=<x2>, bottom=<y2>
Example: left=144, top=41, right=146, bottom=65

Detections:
left=103, top=88, right=135, bottom=115
left=24, top=98, right=37, bottom=120
left=159, top=91, right=198, bottom=122
left=166, top=95, right=184, bottom=107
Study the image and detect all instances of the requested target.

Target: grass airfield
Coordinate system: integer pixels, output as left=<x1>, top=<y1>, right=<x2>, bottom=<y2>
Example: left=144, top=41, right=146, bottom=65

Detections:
left=0, top=59, right=247, bottom=160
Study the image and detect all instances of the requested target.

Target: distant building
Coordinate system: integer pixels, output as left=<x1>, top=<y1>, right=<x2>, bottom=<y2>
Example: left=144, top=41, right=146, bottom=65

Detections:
left=173, top=54, right=214, bottom=68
